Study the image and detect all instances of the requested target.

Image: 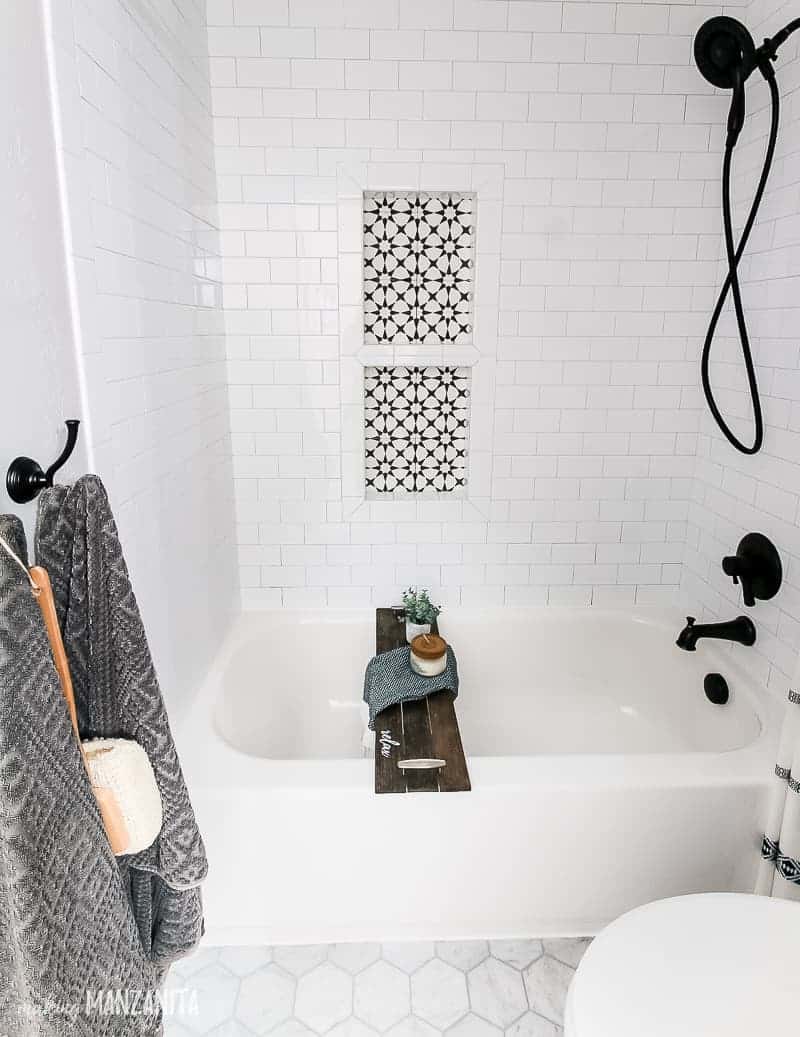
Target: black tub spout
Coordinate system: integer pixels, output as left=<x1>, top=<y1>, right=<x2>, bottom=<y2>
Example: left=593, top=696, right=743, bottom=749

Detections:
left=676, top=615, right=756, bottom=652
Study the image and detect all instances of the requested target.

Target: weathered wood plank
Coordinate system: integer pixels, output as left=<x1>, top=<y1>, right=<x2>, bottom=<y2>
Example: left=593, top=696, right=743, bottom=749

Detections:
left=374, top=608, right=406, bottom=793
left=400, top=697, right=439, bottom=793
left=428, top=690, right=471, bottom=792
left=374, top=702, right=404, bottom=794
left=376, top=606, right=405, bottom=654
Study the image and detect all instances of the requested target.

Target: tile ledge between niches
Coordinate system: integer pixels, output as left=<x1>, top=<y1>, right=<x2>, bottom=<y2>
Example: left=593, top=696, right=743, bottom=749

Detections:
left=358, top=345, right=481, bottom=368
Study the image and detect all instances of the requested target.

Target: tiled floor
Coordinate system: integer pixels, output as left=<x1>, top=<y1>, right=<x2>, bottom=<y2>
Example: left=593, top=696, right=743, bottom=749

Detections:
left=163, top=939, right=590, bottom=1037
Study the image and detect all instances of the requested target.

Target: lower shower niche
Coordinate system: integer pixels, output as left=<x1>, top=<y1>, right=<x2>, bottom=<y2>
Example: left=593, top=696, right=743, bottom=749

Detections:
left=364, top=365, right=471, bottom=498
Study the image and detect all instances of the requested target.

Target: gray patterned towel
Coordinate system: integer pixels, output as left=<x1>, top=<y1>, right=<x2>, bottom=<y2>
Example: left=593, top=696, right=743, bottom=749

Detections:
left=35, top=476, right=207, bottom=967
left=363, top=646, right=459, bottom=729
left=0, top=515, right=162, bottom=1036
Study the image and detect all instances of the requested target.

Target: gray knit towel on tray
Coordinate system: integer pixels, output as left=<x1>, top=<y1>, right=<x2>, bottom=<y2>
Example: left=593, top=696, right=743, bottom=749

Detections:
left=35, top=475, right=208, bottom=970
left=0, top=514, right=163, bottom=1037
left=363, top=646, right=459, bottom=729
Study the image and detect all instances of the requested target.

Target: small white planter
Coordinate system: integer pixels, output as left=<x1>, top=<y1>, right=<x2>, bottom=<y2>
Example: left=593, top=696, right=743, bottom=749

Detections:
left=406, top=620, right=432, bottom=644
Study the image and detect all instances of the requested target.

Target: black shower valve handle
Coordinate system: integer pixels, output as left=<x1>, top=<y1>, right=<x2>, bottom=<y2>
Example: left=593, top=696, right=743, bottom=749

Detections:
left=722, top=559, right=739, bottom=584
left=722, top=554, right=755, bottom=606
left=722, top=554, right=746, bottom=583
left=721, top=533, right=782, bottom=608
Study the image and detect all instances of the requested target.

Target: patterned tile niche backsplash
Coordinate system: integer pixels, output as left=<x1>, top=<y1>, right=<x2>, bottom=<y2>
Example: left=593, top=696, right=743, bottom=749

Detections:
left=363, top=192, right=475, bottom=345
left=364, top=366, right=471, bottom=497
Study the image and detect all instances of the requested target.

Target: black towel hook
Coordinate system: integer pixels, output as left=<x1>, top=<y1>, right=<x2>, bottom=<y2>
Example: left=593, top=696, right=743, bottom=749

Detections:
left=6, top=420, right=81, bottom=504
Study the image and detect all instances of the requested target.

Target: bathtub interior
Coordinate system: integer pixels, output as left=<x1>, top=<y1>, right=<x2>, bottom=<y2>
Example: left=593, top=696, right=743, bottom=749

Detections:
left=213, top=607, right=764, bottom=761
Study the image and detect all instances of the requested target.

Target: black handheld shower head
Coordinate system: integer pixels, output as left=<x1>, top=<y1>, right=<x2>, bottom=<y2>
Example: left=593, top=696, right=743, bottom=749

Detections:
left=694, top=16, right=756, bottom=89
left=696, top=14, right=800, bottom=455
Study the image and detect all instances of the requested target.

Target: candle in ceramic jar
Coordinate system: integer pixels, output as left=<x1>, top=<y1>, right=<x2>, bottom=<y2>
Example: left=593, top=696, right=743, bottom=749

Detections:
left=410, top=634, right=447, bottom=677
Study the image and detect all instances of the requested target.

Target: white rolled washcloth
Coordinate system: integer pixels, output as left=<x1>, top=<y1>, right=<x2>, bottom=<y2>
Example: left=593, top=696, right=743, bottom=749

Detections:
left=83, top=739, right=163, bottom=855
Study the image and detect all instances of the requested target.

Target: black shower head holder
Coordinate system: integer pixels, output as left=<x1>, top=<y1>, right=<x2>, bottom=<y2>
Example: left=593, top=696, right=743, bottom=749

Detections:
left=694, top=14, right=800, bottom=91
left=6, top=420, right=80, bottom=504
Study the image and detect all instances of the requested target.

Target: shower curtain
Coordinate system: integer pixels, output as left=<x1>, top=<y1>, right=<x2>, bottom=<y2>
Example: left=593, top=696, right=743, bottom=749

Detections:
left=757, top=654, right=800, bottom=899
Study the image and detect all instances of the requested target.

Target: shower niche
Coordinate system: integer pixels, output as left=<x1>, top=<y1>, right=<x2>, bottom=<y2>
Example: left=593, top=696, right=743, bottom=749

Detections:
left=337, top=171, right=498, bottom=510
left=360, top=191, right=475, bottom=499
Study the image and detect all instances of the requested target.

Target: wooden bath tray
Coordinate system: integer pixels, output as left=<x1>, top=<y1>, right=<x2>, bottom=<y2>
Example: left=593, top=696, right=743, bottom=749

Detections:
left=373, top=608, right=471, bottom=795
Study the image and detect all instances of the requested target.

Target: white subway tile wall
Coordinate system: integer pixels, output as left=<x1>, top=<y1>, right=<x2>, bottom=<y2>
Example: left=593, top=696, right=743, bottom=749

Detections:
left=682, top=0, right=800, bottom=698
left=30, top=0, right=799, bottom=707
left=210, top=0, right=737, bottom=612
left=46, top=0, right=238, bottom=714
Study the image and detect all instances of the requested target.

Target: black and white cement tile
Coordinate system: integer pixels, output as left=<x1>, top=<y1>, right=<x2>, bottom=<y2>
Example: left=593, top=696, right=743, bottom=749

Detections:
left=364, top=366, right=471, bottom=496
left=363, top=192, right=475, bottom=345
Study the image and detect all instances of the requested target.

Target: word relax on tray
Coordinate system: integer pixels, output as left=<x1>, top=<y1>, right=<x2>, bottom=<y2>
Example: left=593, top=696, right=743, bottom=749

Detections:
left=378, top=730, right=399, bottom=759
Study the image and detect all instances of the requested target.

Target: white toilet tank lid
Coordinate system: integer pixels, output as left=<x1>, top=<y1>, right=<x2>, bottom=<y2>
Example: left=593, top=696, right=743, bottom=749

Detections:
left=568, top=893, right=800, bottom=1037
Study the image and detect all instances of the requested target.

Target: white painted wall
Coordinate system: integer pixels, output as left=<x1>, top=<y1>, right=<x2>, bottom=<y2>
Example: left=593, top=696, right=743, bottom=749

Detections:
left=0, top=0, right=86, bottom=545
left=683, top=0, right=800, bottom=700
left=42, top=0, right=239, bottom=715
left=207, top=0, right=748, bottom=611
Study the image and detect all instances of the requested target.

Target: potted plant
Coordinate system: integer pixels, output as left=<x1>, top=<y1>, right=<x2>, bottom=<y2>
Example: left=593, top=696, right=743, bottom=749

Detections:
left=402, top=587, right=441, bottom=644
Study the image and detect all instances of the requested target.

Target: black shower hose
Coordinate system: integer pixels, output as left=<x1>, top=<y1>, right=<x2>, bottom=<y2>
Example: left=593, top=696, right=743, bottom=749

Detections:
left=701, top=72, right=780, bottom=454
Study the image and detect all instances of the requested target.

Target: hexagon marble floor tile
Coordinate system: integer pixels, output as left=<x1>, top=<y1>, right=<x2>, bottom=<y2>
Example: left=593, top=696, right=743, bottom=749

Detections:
left=163, top=939, right=590, bottom=1037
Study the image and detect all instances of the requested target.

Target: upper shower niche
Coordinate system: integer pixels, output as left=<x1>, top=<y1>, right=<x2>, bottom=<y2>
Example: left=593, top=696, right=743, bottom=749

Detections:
left=363, top=191, right=476, bottom=346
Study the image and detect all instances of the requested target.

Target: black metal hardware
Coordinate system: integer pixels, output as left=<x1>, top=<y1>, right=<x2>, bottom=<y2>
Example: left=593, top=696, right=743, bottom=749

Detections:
left=676, top=614, right=756, bottom=652
left=722, top=532, right=782, bottom=607
left=704, top=673, right=730, bottom=705
left=693, top=16, right=800, bottom=453
left=6, top=420, right=80, bottom=504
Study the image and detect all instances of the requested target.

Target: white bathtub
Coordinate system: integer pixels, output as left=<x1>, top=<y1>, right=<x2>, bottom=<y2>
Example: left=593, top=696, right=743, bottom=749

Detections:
left=176, top=607, right=780, bottom=946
